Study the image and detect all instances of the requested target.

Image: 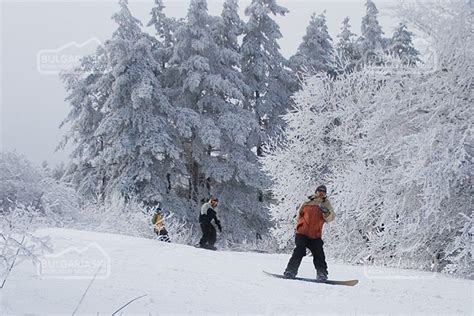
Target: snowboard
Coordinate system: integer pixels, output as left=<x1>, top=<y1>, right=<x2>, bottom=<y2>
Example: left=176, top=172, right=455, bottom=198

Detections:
left=263, top=271, right=358, bottom=287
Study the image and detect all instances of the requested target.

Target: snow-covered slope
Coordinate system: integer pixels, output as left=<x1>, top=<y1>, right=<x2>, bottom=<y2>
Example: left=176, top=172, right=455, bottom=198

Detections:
left=2, top=228, right=472, bottom=315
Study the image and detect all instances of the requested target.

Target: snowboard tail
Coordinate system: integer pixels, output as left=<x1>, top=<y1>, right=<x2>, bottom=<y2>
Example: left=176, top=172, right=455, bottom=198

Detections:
left=263, top=271, right=358, bottom=286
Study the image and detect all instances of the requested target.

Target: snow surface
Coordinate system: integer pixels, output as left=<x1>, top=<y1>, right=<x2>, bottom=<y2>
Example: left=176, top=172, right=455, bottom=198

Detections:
left=1, top=228, right=472, bottom=315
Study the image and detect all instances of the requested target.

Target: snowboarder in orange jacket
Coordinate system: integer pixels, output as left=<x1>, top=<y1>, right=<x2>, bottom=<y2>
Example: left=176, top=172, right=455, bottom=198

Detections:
left=284, top=185, right=335, bottom=280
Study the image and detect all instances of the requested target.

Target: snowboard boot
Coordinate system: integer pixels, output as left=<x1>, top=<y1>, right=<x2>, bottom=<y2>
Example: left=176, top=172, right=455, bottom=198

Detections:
left=200, top=244, right=217, bottom=251
left=283, top=270, right=296, bottom=279
left=316, top=270, right=328, bottom=281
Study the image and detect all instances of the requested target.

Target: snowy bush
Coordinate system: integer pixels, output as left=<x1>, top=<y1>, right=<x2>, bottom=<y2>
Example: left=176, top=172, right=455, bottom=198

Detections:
left=163, top=215, right=195, bottom=245
left=0, top=206, right=53, bottom=288
left=0, top=152, right=79, bottom=219
left=0, top=152, right=43, bottom=213
left=262, top=1, right=472, bottom=278
left=71, top=193, right=195, bottom=245
left=223, top=232, right=279, bottom=254
left=72, top=194, right=153, bottom=238
left=0, top=152, right=80, bottom=286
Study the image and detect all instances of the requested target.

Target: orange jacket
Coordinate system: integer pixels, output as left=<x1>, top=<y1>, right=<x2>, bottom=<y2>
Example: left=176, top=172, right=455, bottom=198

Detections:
left=295, top=197, right=335, bottom=239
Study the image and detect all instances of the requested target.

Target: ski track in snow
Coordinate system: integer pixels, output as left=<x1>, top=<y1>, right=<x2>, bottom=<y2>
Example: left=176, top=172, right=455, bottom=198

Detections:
left=1, top=228, right=472, bottom=315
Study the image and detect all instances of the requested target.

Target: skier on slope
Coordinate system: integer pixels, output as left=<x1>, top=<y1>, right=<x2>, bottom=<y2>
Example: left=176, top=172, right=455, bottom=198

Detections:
left=283, top=185, right=335, bottom=280
left=151, top=206, right=171, bottom=243
left=198, top=197, right=222, bottom=250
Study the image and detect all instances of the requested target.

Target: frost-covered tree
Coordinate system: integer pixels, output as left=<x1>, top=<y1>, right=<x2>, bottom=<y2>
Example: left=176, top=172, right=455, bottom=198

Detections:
left=212, top=0, right=250, bottom=100
left=290, top=12, right=334, bottom=77
left=95, top=0, right=181, bottom=203
left=241, top=0, right=297, bottom=150
left=263, top=1, right=473, bottom=278
left=335, top=17, right=360, bottom=73
left=62, top=0, right=181, bottom=206
left=146, top=0, right=183, bottom=114
left=59, top=45, right=110, bottom=199
left=214, top=0, right=245, bottom=52
left=147, top=0, right=182, bottom=70
left=390, top=23, right=421, bottom=66
left=213, top=0, right=269, bottom=235
left=260, top=75, right=345, bottom=244
left=170, top=0, right=269, bottom=238
left=359, top=0, right=385, bottom=64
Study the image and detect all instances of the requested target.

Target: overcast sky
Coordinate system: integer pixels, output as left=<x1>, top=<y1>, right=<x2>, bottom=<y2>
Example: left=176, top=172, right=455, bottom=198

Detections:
left=1, top=0, right=403, bottom=166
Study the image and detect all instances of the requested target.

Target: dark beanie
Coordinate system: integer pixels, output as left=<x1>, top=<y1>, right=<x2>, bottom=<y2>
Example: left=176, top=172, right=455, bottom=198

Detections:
left=316, top=185, right=327, bottom=193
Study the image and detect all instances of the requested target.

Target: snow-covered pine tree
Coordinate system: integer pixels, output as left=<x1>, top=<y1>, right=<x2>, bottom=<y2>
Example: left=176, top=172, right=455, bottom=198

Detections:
left=241, top=0, right=297, bottom=152
left=147, top=0, right=182, bottom=71
left=214, top=0, right=245, bottom=53
left=335, top=17, right=361, bottom=73
left=62, top=0, right=181, bottom=206
left=390, top=23, right=421, bottom=66
left=290, top=12, right=334, bottom=78
left=170, top=0, right=269, bottom=239
left=213, top=0, right=270, bottom=238
left=212, top=0, right=250, bottom=101
left=359, top=0, right=385, bottom=65
left=59, top=46, right=110, bottom=199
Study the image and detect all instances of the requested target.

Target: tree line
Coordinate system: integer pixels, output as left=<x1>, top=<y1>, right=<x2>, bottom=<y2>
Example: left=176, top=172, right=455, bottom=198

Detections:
left=58, top=0, right=420, bottom=240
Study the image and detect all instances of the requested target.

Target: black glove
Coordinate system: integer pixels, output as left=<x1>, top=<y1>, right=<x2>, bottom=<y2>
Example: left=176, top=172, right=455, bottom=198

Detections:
left=320, top=205, right=330, bottom=214
left=216, top=220, right=222, bottom=232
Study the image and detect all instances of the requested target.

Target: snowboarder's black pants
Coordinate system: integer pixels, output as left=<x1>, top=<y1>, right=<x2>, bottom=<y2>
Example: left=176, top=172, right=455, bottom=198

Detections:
left=199, top=221, right=216, bottom=247
left=155, top=228, right=171, bottom=243
left=285, top=234, right=328, bottom=275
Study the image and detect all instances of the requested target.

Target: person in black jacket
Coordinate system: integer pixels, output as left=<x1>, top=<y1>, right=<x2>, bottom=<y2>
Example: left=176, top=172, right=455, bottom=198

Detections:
left=198, top=197, right=222, bottom=250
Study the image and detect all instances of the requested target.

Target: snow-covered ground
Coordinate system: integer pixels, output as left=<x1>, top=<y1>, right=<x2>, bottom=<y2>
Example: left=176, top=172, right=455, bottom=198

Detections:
left=1, top=228, right=472, bottom=315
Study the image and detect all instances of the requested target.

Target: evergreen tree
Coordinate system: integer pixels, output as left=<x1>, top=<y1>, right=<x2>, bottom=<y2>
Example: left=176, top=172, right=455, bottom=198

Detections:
left=290, top=12, right=334, bottom=77
left=147, top=0, right=184, bottom=95
left=147, top=0, right=182, bottom=70
left=359, top=0, right=385, bottom=64
left=170, top=0, right=268, bottom=238
left=335, top=17, right=360, bottom=73
left=241, top=0, right=297, bottom=152
left=59, top=46, right=110, bottom=199
left=61, top=0, right=181, bottom=205
left=390, top=23, right=421, bottom=66
left=212, top=0, right=250, bottom=100
left=214, top=0, right=244, bottom=52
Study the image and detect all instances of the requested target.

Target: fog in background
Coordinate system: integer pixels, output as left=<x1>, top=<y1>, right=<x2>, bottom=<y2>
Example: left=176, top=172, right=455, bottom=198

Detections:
left=1, top=0, right=402, bottom=166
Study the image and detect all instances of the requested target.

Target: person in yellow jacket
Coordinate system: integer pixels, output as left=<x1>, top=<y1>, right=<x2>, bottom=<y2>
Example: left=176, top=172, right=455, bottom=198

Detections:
left=151, top=207, right=171, bottom=243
